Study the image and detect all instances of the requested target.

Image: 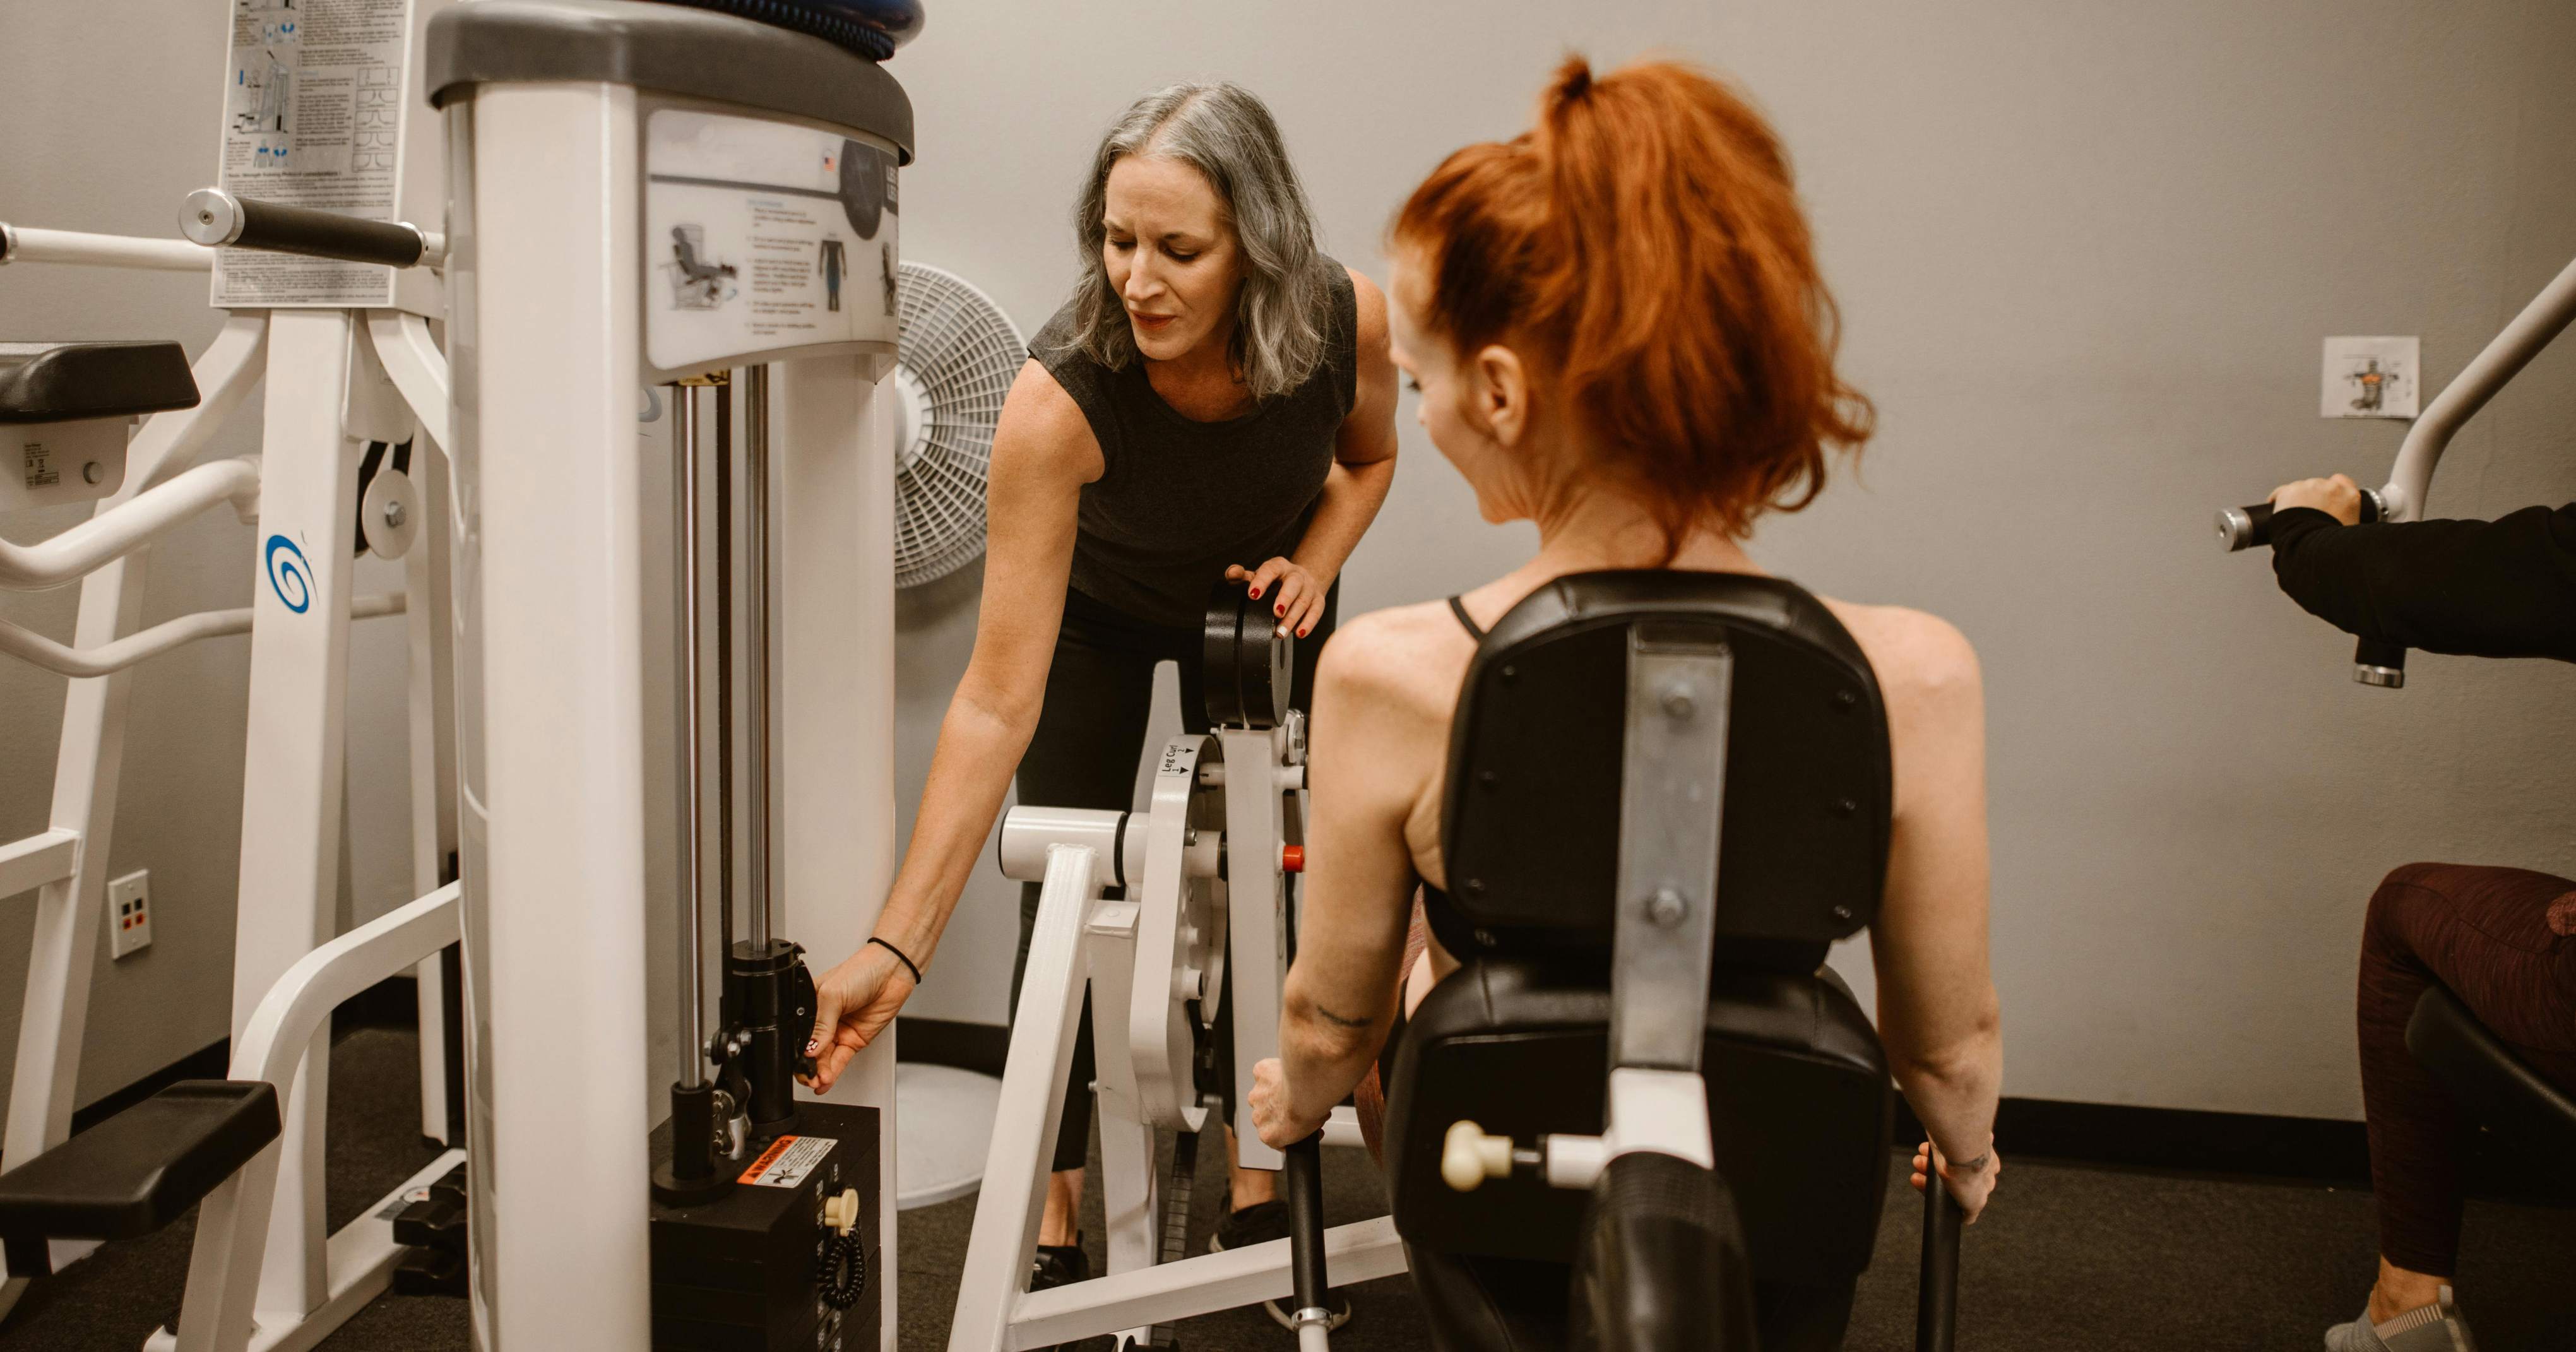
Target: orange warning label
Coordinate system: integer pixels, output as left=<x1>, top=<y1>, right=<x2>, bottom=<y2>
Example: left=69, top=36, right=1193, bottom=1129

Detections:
left=738, top=1134, right=836, bottom=1188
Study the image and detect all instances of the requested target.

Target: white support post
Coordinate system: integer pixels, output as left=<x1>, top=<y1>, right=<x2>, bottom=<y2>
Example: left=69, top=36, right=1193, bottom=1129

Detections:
left=402, top=435, right=460, bottom=1144
left=773, top=352, right=901, bottom=1345
left=461, top=80, right=653, bottom=1352
left=1218, top=726, right=1287, bottom=1173
left=229, top=308, right=365, bottom=1324
left=949, top=845, right=1103, bottom=1352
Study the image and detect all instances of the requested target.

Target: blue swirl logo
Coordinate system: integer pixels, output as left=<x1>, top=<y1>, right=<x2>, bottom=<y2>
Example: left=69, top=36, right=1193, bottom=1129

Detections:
left=264, top=535, right=312, bottom=614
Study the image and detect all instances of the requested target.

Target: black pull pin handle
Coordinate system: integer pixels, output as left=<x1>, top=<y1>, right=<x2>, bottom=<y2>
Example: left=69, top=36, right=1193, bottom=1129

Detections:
left=2216, top=484, right=2385, bottom=552
left=180, top=188, right=442, bottom=270
left=1283, top=1131, right=1334, bottom=1350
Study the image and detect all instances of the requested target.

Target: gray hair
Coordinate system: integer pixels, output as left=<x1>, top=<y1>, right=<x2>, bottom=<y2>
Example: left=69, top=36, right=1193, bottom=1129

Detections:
left=1068, top=82, right=1331, bottom=402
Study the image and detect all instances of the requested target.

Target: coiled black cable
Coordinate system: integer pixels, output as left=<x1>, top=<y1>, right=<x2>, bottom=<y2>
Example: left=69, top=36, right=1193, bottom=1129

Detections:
left=816, top=1228, right=867, bottom=1310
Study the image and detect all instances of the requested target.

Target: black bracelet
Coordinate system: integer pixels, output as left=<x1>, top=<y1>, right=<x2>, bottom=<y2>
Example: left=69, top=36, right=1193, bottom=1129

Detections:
left=868, top=936, right=923, bottom=986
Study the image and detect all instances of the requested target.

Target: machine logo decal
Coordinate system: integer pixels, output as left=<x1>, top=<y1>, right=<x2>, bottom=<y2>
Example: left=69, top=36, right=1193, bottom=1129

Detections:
left=264, top=534, right=312, bottom=614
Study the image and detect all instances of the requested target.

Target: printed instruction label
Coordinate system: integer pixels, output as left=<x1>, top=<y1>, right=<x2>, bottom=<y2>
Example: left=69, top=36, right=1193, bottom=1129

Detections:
left=212, top=0, right=412, bottom=308
left=644, top=108, right=901, bottom=374
left=738, top=1134, right=836, bottom=1189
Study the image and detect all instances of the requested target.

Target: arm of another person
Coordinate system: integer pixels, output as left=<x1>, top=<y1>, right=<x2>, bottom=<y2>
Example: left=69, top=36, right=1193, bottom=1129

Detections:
left=2267, top=475, right=2576, bottom=661
left=804, top=360, right=1099, bottom=1090
left=1868, top=615, right=2004, bottom=1219
left=1230, top=268, right=1401, bottom=638
left=1249, top=614, right=1432, bottom=1146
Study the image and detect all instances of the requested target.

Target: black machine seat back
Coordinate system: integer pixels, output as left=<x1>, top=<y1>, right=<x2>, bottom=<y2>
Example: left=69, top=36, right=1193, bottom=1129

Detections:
left=1434, top=571, right=1889, bottom=970
left=2407, top=983, right=2576, bottom=1156
left=0, top=341, right=198, bottom=424
left=1387, top=571, right=1899, bottom=1338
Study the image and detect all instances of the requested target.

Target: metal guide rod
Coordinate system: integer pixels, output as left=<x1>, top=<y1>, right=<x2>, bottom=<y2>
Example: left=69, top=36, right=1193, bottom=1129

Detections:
left=745, top=364, right=774, bottom=947
left=674, top=385, right=706, bottom=1090
left=715, top=379, right=736, bottom=963
left=0, top=223, right=213, bottom=272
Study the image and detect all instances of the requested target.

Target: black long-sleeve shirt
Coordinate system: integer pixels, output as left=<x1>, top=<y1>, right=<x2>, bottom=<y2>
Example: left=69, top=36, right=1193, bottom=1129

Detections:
left=2268, top=503, right=2576, bottom=661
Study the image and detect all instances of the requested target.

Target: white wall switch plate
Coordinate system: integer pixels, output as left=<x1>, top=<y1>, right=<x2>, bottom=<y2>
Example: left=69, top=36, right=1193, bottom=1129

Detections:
left=109, top=869, right=151, bottom=958
left=2323, top=336, right=2419, bottom=419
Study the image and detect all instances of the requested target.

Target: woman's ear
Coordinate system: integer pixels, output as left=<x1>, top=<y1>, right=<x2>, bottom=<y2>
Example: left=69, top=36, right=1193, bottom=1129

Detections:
left=1471, top=343, right=1531, bottom=447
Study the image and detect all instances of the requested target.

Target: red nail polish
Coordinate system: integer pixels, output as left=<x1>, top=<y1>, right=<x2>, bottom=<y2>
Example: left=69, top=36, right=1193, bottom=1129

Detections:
left=1275, top=605, right=1285, bottom=616
left=1250, top=588, right=1261, bottom=598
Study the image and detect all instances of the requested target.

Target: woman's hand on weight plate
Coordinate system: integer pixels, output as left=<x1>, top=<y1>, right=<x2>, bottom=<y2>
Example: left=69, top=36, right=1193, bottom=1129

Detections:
left=801, top=942, right=917, bottom=1094
left=1227, top=558, right=1327, bottom=639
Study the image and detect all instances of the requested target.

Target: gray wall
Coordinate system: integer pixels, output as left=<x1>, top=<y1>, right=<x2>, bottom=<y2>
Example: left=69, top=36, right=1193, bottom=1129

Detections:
left=2, top=0, right=2570, bottom=1131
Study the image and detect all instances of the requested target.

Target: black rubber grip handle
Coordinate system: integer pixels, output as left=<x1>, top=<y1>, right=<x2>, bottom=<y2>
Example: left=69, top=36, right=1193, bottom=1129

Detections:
left=2221, top=487, right=2384, bottom=552
left=191, top=191, right=425, bottom=268
left=1914, top=1171, right=1962, bottom=1352
left=1283, top=1132, right=1329, bottom=1318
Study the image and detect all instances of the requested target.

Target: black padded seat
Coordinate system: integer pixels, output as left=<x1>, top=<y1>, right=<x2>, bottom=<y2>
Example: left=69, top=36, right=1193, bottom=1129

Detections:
left=2406, top=983, right=2576, bottom=1151
left=0, top=341, right=199, bottom=424
left=0, top=1080, right=278, bottom=1276
left=1386, top=571, right=1914, bottom=1352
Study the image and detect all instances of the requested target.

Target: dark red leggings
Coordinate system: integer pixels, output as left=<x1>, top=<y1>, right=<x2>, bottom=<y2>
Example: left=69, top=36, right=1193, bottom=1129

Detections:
left=2359, top=862, right=2576, bottom=1274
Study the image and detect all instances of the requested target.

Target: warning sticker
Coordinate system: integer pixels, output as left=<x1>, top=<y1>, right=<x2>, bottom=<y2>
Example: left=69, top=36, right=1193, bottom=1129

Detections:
left=213, top=0, right=413, bottom=308
left=739, top=1134, right=836, bottom=1189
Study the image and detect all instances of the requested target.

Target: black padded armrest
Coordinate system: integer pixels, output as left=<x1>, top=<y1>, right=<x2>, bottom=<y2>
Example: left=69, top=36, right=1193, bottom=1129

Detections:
left=0, top=1080, right=278, bottom=1266
left=2406, top=985, right=2576, bottom=1147
left=0, top=341, right=199, bottom=424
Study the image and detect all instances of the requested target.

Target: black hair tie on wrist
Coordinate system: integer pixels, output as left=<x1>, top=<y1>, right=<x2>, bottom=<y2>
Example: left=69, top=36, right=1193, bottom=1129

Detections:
left=868, top=936, right=923, bottom=987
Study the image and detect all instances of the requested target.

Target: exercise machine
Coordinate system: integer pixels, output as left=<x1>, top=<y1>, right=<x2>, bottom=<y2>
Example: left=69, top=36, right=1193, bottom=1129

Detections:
left=426, top=1, right=918, bottom=1346
left=0, top=3, right=468, bottom=1337
left=951, top=579, right=1391, bottom=1351
left=2217, top=252, right=2576, bottom=687
left=1383, top=572, right=1961, bottom=1351
left=3, top=1, right=923, bottom=1347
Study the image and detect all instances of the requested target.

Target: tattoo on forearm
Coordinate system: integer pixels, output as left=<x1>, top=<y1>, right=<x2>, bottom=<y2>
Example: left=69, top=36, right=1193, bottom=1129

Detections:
left=1311, top=1004, right=1374, bottom=1031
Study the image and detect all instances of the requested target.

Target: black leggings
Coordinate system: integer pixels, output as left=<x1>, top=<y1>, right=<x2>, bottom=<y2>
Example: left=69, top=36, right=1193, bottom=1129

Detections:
left=1010, top=583, right=1337, bottom=1173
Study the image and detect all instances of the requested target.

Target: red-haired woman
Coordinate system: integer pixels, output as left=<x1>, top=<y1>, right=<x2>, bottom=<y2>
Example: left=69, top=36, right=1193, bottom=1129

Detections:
left=1248, top=56, right=2003, bottom=1343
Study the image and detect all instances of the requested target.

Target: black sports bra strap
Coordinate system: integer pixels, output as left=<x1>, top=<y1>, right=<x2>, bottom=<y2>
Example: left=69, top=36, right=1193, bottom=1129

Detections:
left=1445, top=595, right=1487, bottom=643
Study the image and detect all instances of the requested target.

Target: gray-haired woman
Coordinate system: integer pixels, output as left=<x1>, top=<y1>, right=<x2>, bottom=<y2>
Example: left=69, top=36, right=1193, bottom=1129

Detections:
left=805, top=81, right=1398, bottom=1305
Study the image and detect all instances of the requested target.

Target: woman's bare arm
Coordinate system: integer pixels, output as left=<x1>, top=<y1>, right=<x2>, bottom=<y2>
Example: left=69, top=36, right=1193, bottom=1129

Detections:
left=1255, top=612, right=1437, bottom=1140
left=1866, top=612, right=2003, bottom=1199
left=869, top=360, right=1100, bottom=966
left=1248, top=270, right=1400, bottom=636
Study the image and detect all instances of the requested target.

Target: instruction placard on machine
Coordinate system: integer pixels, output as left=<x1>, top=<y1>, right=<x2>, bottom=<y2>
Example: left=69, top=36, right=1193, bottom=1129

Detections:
left=213, top=0, right=412, bottom=308
left=737, top=1134, right=836, bottom=1189
left=644, top=108, right=901, bottom=375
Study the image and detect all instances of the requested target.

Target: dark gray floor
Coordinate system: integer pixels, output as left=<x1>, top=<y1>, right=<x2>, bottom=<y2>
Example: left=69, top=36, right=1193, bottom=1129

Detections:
left=6, top=1029, right=2571, bottom=1351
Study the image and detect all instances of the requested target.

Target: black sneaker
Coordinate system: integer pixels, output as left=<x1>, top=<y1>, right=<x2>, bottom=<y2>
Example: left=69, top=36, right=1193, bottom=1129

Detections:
left=1208, top=1202, right=1354, bottom=1334
left=1031, top=1238, right=1089, bottom=1291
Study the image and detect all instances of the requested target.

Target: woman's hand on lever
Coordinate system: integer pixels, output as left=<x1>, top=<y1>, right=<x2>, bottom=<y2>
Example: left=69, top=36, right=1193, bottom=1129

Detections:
left=1911, top=1138, right=1999, bottom=1224
left=1248, top=1056, right=1327, bottom=1151
left=802, top=940, right=918, bottom=1093
left=1227, top=558, right=1329, bottom=639
left=2269, top=473, right=2365, bottom=525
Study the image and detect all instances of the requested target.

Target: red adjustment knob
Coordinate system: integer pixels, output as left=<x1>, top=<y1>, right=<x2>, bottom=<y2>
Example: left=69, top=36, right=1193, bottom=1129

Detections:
left=1281, top=845, right=1305, bottom=874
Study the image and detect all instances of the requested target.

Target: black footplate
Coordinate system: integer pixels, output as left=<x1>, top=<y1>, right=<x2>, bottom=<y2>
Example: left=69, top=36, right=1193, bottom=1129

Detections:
left=0, top=1079, right=278, bottom=1277
left=393, top=1162, right=470, bottom=1297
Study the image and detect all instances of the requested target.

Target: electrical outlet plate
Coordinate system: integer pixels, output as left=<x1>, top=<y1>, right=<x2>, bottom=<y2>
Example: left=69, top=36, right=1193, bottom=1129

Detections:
left=2323, top=336, right=2419, bottom=420
left=109, top=870, right=151, bottom=959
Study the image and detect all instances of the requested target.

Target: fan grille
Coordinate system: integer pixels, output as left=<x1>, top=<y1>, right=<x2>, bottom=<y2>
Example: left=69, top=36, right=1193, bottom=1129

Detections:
left=894, top=263, right=1022, bottom=589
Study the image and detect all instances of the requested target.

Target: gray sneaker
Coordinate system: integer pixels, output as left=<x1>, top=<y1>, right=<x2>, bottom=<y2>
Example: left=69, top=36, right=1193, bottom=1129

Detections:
left=2325, top=1286, right=2477, bottom=1352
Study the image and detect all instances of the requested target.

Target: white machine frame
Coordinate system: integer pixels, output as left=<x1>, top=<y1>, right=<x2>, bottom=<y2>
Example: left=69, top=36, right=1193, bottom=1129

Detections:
left=0, top=230, right=466, bottom=1352
left=949, top=717, right=1402, bottom=1352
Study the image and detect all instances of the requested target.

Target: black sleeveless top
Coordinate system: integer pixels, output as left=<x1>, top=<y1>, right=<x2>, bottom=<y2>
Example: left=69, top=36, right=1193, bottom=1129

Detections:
left=1030, top=263, right=1359, bottom=627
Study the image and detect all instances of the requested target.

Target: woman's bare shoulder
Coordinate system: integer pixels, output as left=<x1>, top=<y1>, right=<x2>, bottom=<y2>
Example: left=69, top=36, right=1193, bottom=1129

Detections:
left=1318, top=600, right=1476, bottom=713
left=1820, top=598, right=1981, bottom=711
